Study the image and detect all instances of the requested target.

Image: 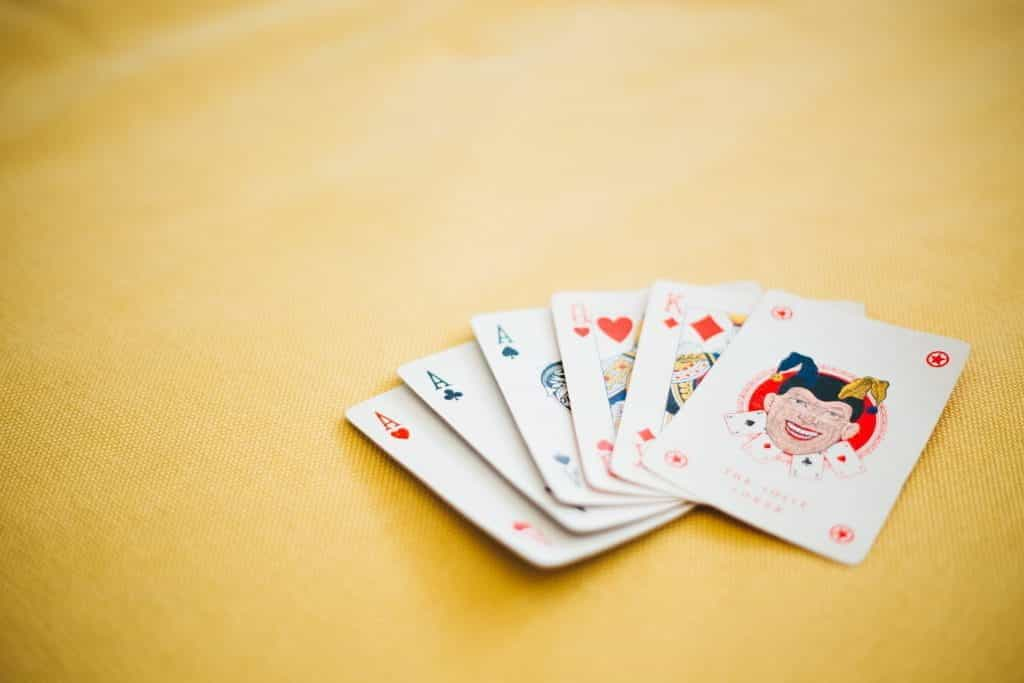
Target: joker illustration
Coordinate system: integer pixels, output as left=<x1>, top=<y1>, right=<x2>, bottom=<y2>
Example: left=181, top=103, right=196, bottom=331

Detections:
left=725, top=352, right=889, bottom=480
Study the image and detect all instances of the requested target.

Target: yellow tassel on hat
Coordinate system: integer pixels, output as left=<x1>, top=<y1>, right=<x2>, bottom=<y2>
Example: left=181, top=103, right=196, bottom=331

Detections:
left=839, top=376, right=890, bottom=412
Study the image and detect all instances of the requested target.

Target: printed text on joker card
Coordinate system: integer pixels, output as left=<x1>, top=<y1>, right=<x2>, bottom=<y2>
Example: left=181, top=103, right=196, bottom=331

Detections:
left=722, top=467, right=810, bottom=514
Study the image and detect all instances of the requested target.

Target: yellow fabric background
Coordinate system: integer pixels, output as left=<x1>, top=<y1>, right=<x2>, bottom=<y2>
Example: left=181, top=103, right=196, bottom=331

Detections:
left=2, top=1, right=1023, bottom=680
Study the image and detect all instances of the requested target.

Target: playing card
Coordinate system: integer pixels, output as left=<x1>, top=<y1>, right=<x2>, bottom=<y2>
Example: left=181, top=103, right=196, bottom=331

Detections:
left=398, top=342, right=684, bottom=533
left=471, top=308, right=679, bottom=507
left=550, top=289, right=659, bottom=496
left=642, top=290, right=970, bottom=564
left=645, top=298, right=866, bottom=494
left=609, top=280, right=763, bottom=493
left=346, top=386, right=688, bottom=568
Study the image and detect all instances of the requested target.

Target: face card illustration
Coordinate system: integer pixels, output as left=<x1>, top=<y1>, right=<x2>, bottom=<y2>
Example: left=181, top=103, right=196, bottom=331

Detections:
left=551, top=289, right=665, bottom=497
left=346, top=386, right=688, bottom=569
left=398, top=343, right=686, bottom=533
left=609, top=280, right=763, bottom=494
left=642, top=290, right=970, bottom=564
left=472, top=308, right=680, bottom=507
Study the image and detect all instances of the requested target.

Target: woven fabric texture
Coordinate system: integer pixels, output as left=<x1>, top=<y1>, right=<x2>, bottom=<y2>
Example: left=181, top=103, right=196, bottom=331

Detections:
left=2, top=1, right=1022, bottom=681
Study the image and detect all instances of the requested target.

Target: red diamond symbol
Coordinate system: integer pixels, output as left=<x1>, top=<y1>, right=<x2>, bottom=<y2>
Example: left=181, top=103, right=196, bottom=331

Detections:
left=637, top=428, right=655, bottom=442
left=663, top=317, right=679, bottom=329
left=690, top=314, right=724, bottom=341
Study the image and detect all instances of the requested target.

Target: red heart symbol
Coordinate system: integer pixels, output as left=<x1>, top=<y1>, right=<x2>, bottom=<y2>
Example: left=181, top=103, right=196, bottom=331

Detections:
left=573, top=326, right=590, bottom=337
left=512, top=521, right=530, bottom=531
left=837, top=455, right=847, bottom=462
left=596, top=440, right=613, bottom=452
left=597, top=316, right=633, bottom=342
left=390, top=427, right=410, bottom=440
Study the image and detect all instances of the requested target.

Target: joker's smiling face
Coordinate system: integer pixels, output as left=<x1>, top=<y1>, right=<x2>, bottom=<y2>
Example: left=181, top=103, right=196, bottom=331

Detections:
left=763, top=387, right=860, bottom=456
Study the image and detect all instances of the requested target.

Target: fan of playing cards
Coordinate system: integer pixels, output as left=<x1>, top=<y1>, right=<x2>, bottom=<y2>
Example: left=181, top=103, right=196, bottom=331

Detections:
left=347, top=282, right=969, bottom=567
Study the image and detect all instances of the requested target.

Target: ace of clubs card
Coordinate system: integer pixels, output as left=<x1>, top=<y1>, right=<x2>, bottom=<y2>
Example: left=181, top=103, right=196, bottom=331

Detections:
left=398, top=342, right=685, bottom=533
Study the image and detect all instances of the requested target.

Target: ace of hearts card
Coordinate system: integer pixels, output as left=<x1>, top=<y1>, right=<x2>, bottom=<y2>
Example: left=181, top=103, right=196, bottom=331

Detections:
left=346, top=386, right=686, bottom=568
